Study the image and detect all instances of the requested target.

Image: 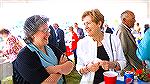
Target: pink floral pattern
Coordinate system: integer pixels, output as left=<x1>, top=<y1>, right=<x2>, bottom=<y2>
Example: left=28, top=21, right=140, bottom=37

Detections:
left=2, top=35, right=23, bottom=63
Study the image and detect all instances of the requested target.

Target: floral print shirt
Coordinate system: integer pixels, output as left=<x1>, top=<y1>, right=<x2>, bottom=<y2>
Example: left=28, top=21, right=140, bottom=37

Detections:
left=1, top=35, right=23, bottom=63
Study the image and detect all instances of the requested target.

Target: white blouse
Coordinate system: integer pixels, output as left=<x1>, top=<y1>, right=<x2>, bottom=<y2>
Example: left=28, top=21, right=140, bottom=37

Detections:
left=76, top=33, right=126, bottom=84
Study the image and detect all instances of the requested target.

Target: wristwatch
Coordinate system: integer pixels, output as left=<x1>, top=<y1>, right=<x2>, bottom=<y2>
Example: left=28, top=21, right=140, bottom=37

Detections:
left=114, top=62, right=119, bottom=68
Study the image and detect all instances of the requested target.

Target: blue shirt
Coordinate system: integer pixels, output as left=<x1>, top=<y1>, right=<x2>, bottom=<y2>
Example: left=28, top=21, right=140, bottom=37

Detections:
left=136, top=28, right=150, bottom=68
left=27, top=43, right=63, bottom=84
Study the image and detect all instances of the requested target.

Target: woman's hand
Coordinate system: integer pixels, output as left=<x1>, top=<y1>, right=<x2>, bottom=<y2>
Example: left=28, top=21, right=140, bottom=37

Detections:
left=59, top=54, right=68, bottom=64
left=101, top=61, right=120, bottom=70
left=86, top=62, right=100, bottom=72
left=46, top=60, right=74, bottom=75
left=86, top=58, right=102, bottom=72
left=80, top=62, right=100, bottom=74
left=101, top=61, right=110, bottom=70
left=80, top=58, right=102, bottom=74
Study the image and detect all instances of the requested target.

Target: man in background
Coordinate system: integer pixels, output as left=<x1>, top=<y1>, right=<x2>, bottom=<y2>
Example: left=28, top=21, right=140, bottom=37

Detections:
left=51, top=23, right=66, bottom=53
left=48, top=25, right=58, bottom=48
left=116, top=10, right=143, bottom=72
left=74, top=23, right=85, bottom=39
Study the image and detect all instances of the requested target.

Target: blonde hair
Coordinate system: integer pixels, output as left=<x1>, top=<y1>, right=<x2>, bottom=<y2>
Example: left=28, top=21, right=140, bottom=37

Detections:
left=82, top=9, right=104, bottom=27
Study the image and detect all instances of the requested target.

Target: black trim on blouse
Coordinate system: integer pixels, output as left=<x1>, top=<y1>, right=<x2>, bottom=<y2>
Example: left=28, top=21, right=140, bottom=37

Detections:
left=93, top=45, right=109, bottom=84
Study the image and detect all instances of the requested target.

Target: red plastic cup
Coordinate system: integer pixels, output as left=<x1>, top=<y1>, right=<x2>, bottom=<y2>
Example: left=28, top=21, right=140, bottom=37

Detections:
left=103, top=71, right=118, bottom=84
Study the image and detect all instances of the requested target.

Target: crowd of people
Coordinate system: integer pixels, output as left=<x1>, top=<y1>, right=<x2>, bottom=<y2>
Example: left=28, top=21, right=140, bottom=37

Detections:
left=0, top=8, right=150, bottom=84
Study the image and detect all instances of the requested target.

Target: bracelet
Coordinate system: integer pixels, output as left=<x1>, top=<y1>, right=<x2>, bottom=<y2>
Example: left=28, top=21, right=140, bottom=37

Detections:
left=114, top=62, right=119, bottom=68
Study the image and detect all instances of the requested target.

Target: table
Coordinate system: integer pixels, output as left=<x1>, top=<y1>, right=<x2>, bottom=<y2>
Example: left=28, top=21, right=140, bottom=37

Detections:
left=101, top=76, right=150, bottom=84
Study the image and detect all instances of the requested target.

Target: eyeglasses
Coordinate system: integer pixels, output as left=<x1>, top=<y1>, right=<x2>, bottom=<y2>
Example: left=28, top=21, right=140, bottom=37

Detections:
left=83, top=21, right=94, bottom=26
left=38, top=28, right=50, bottom=33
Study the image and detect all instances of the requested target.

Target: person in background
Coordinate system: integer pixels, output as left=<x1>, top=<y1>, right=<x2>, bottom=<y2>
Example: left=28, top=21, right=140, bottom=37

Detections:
left=104, top=24, right=113, bottom=34
left=132, top=23, right=142, bottom=44
left=0, top=28, right=23, bottom=84
left=116, top=10, right=143, bottom=72
left=12, top=15, right=74, bottom=84
left=144, top=24, right=149, bottom=33
left=136, top=28, right=150, bottom=68
left=76, top=9, right=126, bottom=84
left=68, top=26, right=79, bottom=65
left=0, top=28, right=23, bottom=63
left=47, top=25, right=58, bottom=48
left=53, top=23, right=66, bottom=53
left=134, top=22, right=141, bottom=34
left=74, top=22, right=85, bottom=39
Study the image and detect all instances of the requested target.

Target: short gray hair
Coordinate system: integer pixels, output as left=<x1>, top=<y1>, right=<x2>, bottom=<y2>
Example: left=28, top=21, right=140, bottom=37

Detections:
left=120, top=10, right=134, bottom=21
left=23, top=15, right=49, bottom=44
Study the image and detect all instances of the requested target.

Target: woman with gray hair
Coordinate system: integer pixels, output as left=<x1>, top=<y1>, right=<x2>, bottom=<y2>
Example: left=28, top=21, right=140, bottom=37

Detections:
left=12, top=15, right=74, bottom=84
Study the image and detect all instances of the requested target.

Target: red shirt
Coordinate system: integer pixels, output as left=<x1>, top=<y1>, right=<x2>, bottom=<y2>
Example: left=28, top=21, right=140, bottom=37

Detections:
left=71, top=31, right=79, bottom=50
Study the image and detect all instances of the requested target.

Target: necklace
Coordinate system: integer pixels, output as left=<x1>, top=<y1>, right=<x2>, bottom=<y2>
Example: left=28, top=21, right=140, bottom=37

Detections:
left=97, top=41, right=102, bottom=47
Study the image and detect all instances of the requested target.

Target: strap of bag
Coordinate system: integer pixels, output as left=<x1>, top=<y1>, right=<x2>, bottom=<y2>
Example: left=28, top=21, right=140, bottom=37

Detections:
left=109, top=34, right=114, bottom=62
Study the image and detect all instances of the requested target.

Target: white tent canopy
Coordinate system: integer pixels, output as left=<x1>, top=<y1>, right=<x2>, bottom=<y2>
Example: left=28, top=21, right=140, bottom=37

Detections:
left=0, top=0, right=149, bottom=37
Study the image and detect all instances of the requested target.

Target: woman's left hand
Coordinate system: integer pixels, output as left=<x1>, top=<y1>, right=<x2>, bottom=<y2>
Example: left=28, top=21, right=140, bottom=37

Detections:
left=101, top=61, right=109, bottom=70
left=86, top=62, right=100, bottom=72
left=101, top=61, right=117, bottom=70
left=59, top=54, right=68, bottom=64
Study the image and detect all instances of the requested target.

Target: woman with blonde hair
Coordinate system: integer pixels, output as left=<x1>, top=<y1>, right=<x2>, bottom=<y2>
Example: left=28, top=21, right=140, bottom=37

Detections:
left=76, top=9, right=126, bottom=84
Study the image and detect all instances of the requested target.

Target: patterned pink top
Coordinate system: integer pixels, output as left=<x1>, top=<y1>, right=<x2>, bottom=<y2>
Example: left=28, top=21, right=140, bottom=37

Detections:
left=2, top=35, right=23, bottom=63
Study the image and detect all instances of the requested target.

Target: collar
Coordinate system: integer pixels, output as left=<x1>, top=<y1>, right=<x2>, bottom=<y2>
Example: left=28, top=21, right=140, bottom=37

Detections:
left=54, top=28, right=58, bottom=31
left=122, top=23, right=132, bottom=32
left=27, top=43, right=40, bottom=52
